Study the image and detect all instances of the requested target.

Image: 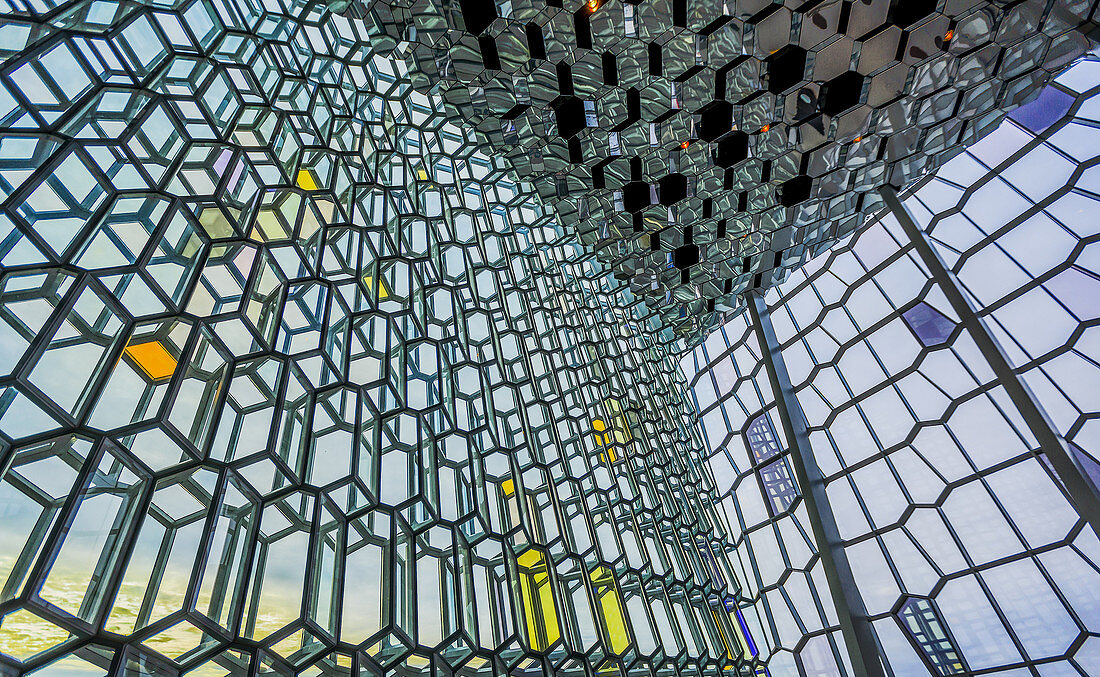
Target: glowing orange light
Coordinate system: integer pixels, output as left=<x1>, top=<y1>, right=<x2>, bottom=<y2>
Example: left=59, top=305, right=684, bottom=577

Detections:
left=588, top=0, right=599, bottom=10
left=759, top=124, right=771, bottom=134
left=944, top=29, right=954, bottom=42
left=680, top=141, right=690, bottom=149
left=852, top=135, right=862, bottom=143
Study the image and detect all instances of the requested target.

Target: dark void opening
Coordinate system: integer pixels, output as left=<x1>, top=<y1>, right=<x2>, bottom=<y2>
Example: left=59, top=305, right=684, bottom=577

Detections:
left=526, top=24, right=546, bottom=60
left=623, top=181, right=651, bottom=212
left=649, top=42, right=662, bottom=76
left=698, top=100, right=733, bottom=142
left=592, top=161, right=607, bottom=189
left=574, top=8, right=592, bottom=49
left=626, top=88, right=641, bottom=124
left=765, top=46, right=807, bottom=94
left=674, top=244, right=699, bottom=269
left=602, top=53, right=618, bottom=85
left=659, top=173, right=688, bottom=205
left=673, top=0, right=687, bottom=27
left=888, top=0, right=937, bottom=28
left=715, top=131, right=749, bottom=167
left=568, top=138, right=582, bottom=164
left=777, top=175, right=813, bottom=207
left=553, top=96, right=586, bottom=138
left=556, top=62, right=574, bottom=96
left=479, top=36, right=501, bottom=70
left=821, top=71, right=865, bottom=116
left=459, top=0, right=496, bottom=35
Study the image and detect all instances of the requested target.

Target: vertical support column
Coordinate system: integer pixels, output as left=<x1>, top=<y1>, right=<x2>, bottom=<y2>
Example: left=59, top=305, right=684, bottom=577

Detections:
left=882, top=185, right=1100, bottom=538
left=747, top=290, right=886, bottom=677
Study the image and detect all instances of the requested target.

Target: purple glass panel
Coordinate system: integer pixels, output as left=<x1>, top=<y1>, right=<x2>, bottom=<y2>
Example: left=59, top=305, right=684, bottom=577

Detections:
left=901, top=302, right=956, bottom=347
left=1008, top=85, right=1075, bottom=133
left=1071, top=443, right=1100, bottom=490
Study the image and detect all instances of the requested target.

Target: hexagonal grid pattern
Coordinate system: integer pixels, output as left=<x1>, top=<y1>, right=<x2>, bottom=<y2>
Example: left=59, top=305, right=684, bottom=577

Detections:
left=683, top=60, right=1100, bottom=676
left=361, top=0, right=1097, bottom=341
left=0, top=1, right=762, bottom=676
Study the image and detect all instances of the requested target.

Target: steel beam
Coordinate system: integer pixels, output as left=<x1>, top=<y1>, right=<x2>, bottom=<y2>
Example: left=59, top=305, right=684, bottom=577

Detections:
left=881, top=185, right=1100, bottom=539
left=747, top=290, right=886, bottom=677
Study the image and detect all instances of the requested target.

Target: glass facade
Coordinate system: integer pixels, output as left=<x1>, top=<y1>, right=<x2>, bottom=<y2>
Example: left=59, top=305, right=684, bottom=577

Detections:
left=683, top=58, right=1100, bottom=676
left=0, top=1, right=1098, bottom=677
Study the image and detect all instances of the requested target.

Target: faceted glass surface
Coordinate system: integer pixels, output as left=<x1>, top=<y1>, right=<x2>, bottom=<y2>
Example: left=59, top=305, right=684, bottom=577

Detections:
left=683, top=58, right=1100, bottom=676
left=365, top=0, right=1096, bottom=340
left=0, top=1, right=1098, bottom=676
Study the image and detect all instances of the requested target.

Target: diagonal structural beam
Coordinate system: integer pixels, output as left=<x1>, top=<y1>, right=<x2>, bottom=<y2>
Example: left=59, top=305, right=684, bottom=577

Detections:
left=881, top=185, right=1100, bottom=539
left=747, top=290, right=887, bottom=677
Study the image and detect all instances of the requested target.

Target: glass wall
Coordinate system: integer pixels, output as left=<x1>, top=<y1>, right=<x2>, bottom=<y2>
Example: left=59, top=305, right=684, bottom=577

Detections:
left=0, top=1, right=747, bottom=676
left=0, top=0, right=1098, bottom=675
left=683, top=57, right=1100, bottom=677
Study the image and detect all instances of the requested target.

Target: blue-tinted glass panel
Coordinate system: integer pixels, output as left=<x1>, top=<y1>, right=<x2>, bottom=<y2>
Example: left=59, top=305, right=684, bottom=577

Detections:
left=901, top=302, right=956, bottom=347
left=1070, top=443, right=1100, bottom=489
left=746, top=413, right=781, bottom=463
left=1009, top=86, right=1076, bottom=133
left=759, top=457, right=798, bottom=516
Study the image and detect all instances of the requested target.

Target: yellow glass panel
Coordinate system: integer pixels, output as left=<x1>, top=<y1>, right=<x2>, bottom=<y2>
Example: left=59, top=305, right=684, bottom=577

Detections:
left=516, top=549, right=560, bottom=652
left=711, top=607, right=753, bottom=660
left=501, top=478, right=521, bottom=529
left=416, top=168, right=428, bottom=181
left=593, top=400, right=632, bottom=464
left=124, top=340, right=178, bottom=382
left=590, top=566, right=630, bottom=655
left=593, top=418, right=616, bottom=463
left=595, top=661, right=622, bottom=676
left=296, top=169, right=318, bottom=191
left=362, top=275, right=390, bottom=300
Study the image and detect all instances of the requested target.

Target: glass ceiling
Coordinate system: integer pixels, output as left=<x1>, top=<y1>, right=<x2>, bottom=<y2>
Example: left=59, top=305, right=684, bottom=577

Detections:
left=0, top=1, right=1098, bottom=677
left=363, top=0, right=1095, bottom=341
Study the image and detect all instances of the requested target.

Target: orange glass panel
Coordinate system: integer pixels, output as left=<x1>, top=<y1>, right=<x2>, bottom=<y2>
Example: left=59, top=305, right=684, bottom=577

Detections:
left=124, top=341, right=178, bottom=382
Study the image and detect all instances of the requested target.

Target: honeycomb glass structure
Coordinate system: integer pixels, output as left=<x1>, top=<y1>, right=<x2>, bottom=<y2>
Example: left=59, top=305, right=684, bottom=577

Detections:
left=1, top=0, right=1100, bottom=677
left=0, top=2, right=751, bottom=676
left=683, top=58, right=1100, bottom=676
left=360, top=0, right=1098, bottom=341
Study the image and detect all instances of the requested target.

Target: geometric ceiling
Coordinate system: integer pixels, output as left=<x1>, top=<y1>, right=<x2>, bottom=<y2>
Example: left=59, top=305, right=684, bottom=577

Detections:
left=359, top=0, right=1096, bottom=341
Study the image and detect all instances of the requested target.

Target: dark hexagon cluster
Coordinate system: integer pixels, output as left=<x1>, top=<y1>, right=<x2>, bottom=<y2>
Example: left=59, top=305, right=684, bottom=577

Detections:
left=357, top=0, right=1097, bottom=341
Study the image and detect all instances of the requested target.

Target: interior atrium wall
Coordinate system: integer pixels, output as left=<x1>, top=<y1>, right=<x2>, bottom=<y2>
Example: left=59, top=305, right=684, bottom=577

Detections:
left=0, top=2, right=749, bottom=676
left=682, top=57, right=1100, bottom=677
left=3, top=0, right=1100, bottom=676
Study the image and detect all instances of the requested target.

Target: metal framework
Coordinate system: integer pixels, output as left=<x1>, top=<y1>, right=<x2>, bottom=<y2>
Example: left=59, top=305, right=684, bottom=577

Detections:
left=683, top=58, right=1100, bottom=676
left=0, top=1, right=1099, bottom=676
left=881, top=185, right=1100, bottom=538
left=748, top=290, right=885, bottom=677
